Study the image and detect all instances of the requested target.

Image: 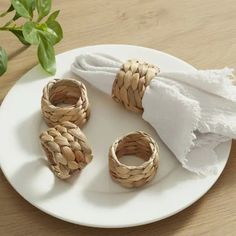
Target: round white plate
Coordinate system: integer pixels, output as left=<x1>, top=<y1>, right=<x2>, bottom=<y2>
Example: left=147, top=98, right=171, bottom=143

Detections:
left=0, top=45, right=231, bottom=228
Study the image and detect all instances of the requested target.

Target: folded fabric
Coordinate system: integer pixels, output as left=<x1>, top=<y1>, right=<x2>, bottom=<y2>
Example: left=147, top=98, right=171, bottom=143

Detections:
left=71, top=53, right=236, bottom=175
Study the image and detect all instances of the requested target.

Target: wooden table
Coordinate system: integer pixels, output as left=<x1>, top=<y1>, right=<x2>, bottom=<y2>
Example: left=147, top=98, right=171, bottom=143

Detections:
left=0, top=0, right=236, bottom=235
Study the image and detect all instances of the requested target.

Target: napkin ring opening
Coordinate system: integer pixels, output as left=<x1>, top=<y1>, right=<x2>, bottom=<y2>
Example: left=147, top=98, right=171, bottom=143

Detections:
left=109, top=131, right=159, bottom=188
left=41, top=78, right=90, bottom=127
left=112, top=60, right=159, bottom=113
left=40, top=121, right=93, bottom=179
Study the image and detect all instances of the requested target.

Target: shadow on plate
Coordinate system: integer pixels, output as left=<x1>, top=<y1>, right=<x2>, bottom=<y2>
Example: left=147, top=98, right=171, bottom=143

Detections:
left=10, top=158, right=75, bottom=202
left=16, top=110, right=43, bottom=155
left=81, top=165, right=140, bottom=208
left=18, top=66, right=53, bottom=84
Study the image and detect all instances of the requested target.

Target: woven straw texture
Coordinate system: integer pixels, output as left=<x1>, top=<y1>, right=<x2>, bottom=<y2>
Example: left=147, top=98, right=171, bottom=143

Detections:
left=112, top=60, right=159, bottom=113
left=109, top=131, right=159, bottom=188
left=40, top=121, right=93, bottom=179
left=41, top=78, right=90, bottom=127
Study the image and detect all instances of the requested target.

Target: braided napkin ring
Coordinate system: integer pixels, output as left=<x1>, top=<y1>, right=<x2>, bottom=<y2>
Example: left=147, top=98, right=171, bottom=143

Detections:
left=41, top=78, right=90, bottom=127
left=109, top=131, right=159, bottom=188
left=112, top=60, right=160, bottom=113
left=40, top=121, right=93, bottom=179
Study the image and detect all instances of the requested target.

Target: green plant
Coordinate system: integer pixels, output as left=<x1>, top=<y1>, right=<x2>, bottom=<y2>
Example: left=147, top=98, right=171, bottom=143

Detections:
left=0, top=0, right=63, bottom=76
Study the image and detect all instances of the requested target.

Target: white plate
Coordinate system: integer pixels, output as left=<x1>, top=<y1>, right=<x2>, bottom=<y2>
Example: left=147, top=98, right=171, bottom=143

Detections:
left=0, top=45, right=231, bottom=228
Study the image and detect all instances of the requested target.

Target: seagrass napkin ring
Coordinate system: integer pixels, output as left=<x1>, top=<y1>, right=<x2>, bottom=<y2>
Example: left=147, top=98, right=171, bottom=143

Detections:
left=109, top=131, right=159, bottom=188
left=40, top=121, right=93, bottom=179
left=41, top=78, right=90, bottom=127
left=112, top=60, right=160, bottom=113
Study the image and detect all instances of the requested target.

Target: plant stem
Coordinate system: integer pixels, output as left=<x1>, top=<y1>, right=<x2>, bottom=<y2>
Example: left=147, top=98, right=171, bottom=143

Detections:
left=0, top=26, right=22, bottom=31
left=0, top=11, right=21, bottom=30
left=0, top=27, right=9, bottom=31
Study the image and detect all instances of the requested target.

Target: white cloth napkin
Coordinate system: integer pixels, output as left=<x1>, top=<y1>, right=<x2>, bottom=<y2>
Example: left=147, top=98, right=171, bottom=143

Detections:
left=71, top=53, right=236, bottom=175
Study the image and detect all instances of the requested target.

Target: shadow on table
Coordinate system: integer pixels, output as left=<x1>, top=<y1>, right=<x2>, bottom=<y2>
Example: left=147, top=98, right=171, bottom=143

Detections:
left=8, top=45, right=29, bottom=60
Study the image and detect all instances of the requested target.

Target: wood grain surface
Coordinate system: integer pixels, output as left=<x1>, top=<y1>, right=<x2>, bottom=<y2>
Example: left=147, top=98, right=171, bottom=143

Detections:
left=0, top=0, right=236, bottom=235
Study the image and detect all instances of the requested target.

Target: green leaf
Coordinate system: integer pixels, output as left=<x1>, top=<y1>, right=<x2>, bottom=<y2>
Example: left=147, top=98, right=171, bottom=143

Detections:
left=37, top=34, right=55, bottom=75
left=36, top=0, right=51, bottom=21
left=13, top=12, right=21, bottom=21
left=46, top=10, right=60, bottom=23
left=37, top=23, right=58, bottom=45
left=9, top=29, right=30, bottom=45
left=23, top=21, right=62, bottom=46
left=0, top=47, right=8, bottom=76
left=11, top=0, right=34, bottom=19
left=46, top=21, right=63, bottom=44
left=22, top=21, right=40, bottom=45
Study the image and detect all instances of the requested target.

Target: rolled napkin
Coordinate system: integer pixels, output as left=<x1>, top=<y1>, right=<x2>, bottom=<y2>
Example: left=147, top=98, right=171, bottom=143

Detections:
left=71, top=53, right=236, bottom=175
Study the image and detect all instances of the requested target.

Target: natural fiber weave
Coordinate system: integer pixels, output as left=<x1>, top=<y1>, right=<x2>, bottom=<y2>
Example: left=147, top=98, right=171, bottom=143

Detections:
left=109, top=131, right=159, bottom=188
left=112, top=60, right=159, bottom=113
left=40, top=121, right=93, bottom=179
left=41, top=78, right=90, bottom=127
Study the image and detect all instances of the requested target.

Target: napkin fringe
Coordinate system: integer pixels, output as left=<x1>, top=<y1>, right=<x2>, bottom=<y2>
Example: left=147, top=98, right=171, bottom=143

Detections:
left=182, top=159, right=218, bottom=175
left=180, top=102, right=200, bottom=172
left=71, top=53, right=236, bottom=176
left=159, top=68, right=236, bottom=102
left=199, top=120, right=236, bottom=139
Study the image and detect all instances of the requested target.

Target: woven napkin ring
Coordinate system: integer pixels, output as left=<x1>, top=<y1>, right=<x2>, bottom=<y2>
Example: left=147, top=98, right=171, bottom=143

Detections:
left=40, top=121, right=93, bottom=179
left=112, top=60, right=160, bottom=113
left=41, top=78, right=90, bottom=127
left=109, top=131, right=159, bottom=188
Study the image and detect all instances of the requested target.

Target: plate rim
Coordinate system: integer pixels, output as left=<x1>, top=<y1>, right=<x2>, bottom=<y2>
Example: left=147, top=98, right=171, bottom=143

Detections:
left=0, top=44, right=232, bottom=228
